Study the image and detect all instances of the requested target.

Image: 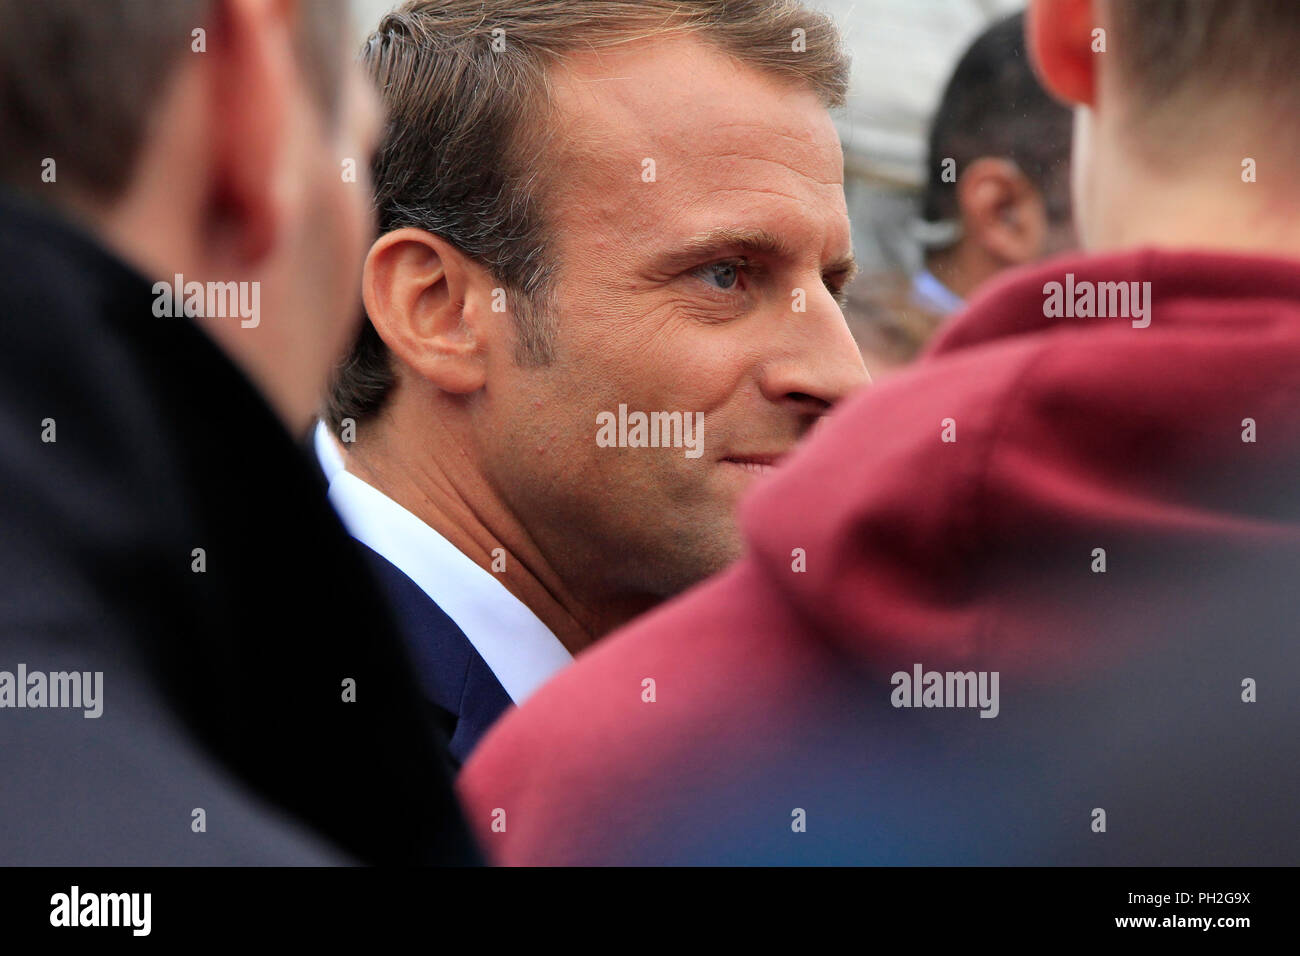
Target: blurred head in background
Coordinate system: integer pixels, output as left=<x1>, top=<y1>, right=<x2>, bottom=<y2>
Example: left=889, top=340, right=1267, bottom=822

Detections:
left=0, top=0, right=379, bottom=432
left=915, top=10, right=1074, bottom=312
left=841, top=10, right=1074, bottom=380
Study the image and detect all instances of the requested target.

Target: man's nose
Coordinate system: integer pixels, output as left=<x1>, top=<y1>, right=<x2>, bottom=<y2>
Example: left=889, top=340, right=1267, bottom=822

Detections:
left=757, top=287, right=871, bottom=414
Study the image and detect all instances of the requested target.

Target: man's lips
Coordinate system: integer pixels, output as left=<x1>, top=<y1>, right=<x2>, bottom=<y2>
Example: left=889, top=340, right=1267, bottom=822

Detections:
left=720, top=453, right=786, bottom=476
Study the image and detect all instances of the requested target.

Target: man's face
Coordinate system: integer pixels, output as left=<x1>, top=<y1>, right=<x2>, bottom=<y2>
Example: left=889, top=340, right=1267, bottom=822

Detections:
left=475, top=37, right=868, bottom=601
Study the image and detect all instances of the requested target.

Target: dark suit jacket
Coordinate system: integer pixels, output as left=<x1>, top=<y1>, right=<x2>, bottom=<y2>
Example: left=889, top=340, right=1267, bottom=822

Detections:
left=0, top=190, right=478, bottom=865
left=357, top=544, right=513, bottom=766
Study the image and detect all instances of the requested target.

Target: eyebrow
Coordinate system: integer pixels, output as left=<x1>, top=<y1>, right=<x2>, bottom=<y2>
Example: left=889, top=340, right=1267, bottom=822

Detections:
left=660, top=226, right=857, bottom=281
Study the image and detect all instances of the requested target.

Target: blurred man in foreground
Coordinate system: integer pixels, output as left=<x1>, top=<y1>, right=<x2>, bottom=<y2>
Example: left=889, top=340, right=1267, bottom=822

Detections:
left=320, top=0, right=868, bottom=763
left=0, top=0, right=474, bottom=863
left=460, top=0, right=1300, bottom=864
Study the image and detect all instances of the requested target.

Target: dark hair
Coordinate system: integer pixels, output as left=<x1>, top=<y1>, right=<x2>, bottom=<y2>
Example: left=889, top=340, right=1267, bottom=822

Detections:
left=326, top=0, right=851, bottom=432
left=0, top=0, right=346, bottom=201
left=921, top=12, right=1071, bottom=228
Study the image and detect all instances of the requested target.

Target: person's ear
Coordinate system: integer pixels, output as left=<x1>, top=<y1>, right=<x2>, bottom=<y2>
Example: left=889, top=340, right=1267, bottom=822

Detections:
left=362, top=228, right=491, bottom=395
left=958, top=158, right=1048, bottom=266
left=206, top=0, right=300, bottom=265
left=1027, top=0, right=1097, bottom=107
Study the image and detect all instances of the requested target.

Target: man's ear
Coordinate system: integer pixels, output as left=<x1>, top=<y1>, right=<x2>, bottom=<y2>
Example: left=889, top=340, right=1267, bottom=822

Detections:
left=958, top=158, right=1047, bottom=266
left=363, top=228, right=490, bottom=395
left=1027, top=0, right=1097, bottom=107
left=207, top=0, right=298, bottom=265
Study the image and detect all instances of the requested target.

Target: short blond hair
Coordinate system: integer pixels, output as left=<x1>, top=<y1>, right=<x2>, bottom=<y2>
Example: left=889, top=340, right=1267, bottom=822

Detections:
left=1109, top=0, right=1300, bottom=131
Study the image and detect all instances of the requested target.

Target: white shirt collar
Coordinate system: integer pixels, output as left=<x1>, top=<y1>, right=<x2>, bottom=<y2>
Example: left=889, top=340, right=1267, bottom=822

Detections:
left=326, top=469, right=572, bottom=705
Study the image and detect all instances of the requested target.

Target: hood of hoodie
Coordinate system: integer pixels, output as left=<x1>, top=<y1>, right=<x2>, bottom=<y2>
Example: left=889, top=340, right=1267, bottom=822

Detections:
left=740, top=248, right=1300, bottom=683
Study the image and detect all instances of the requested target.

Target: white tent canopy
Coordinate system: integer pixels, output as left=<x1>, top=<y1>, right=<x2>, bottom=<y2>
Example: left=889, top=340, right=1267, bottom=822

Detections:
left=822, top=0, right=1025, bottom=186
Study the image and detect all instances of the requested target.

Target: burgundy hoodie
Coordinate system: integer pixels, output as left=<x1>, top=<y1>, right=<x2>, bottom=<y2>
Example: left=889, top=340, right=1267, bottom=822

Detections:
left=458, top=249, right=1300, bottom=865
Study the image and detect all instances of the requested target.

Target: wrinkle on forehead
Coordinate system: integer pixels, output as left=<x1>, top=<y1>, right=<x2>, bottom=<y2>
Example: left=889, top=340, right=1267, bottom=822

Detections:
left=684, top=151, right=844, bottom=189
left=544, top=36, right=847, bottom=250
left=548, top=36, right=841, bottom=173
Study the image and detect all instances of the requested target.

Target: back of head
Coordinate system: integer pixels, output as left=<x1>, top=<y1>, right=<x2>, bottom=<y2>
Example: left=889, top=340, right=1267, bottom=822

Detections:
left=0, top=0, right=378, bottom=434
left=1031, top=0, right=1300, bottom=254
left=0, top=0, right=344, bottom=209
left=1107, top=0, right=1300, bottom=145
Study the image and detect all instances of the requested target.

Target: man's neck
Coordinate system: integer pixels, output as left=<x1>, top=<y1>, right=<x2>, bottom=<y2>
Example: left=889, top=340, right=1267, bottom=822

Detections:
left=1088, top=178, right=1300, bottom=259
left=346, top=419, right=601, bottom=655
left=1081, top=107, right=1300, bottom=257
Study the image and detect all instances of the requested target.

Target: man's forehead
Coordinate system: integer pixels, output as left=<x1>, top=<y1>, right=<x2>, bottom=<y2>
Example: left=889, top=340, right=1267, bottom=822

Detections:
left=545, top=35, right=847, bottom=243
left=548, top=35, right=842, bottom=189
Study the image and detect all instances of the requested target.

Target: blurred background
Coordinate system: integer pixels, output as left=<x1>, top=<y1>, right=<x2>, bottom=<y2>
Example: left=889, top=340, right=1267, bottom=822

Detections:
left=823, top=0, right=1026, bottom=276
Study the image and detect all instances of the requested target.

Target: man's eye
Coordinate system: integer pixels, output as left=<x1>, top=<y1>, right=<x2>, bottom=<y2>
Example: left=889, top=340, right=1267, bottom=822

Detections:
left=694, top=259, right=745, bottom=291
left=824, top=274, right=849, bottom=307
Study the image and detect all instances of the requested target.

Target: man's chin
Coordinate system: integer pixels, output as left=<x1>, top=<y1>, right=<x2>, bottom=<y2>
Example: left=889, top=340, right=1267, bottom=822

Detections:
left=682, top=518, right=746, bottom=586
